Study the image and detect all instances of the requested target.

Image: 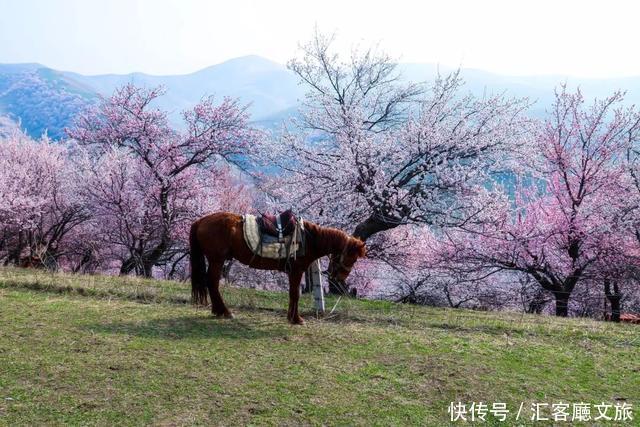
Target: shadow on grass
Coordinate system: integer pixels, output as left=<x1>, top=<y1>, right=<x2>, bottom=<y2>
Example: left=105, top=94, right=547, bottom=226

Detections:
left=320, top=310, right=532, bottom=336
left=0, top=280, right=190, bottom=304
left=84, top=315, right=290, bottom=340
left=423, top=321, right=517, bottom=335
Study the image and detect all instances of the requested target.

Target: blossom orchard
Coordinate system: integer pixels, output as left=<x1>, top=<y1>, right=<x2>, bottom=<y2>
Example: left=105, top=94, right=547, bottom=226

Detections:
left=431, top=87, right=640, bottom=316
left=1, top=36, right=639, bottom=317
left=0, top=85, right=257, bottom=276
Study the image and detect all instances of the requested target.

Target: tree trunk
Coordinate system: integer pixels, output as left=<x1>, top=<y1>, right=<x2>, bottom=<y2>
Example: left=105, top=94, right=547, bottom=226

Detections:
left=120, top=239, right=169, bottom=277
left=141, top=240, right=169, bottom=278
left=604, top=279, right=622, bottom=323
left=5, top=231, right=25, bottom=266
left=554, top=291, right=570, bottom=317
left=142, top=261, right=154, bottom=278
left=352, top=214, right=398, bottom=241
left=120, top=256, right=138, bottom=275
left=608, top=296, right=621, bottom=323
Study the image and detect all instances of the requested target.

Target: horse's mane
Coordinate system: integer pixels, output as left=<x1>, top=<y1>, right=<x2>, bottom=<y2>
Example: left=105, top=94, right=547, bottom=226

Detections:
left=315, top=224, right=351, bottom=248
left=308, top=221, right=362, bottom=254
left=304, top=221, right=349, bottom=247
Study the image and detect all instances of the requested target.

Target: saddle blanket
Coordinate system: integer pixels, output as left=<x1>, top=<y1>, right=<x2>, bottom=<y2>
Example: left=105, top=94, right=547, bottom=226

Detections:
left=242, top=214, right=305, bottom=259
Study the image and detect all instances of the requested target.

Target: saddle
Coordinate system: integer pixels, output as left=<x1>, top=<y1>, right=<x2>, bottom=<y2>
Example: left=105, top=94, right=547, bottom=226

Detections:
left=257, top=209, right=297, bottom=240
left=242, top=212, right=305, bottom=260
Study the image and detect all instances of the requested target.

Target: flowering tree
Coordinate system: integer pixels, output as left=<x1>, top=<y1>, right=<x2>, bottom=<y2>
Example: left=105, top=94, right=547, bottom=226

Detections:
left=602, top=126, right=640, bottom=319
left=0, top=132, right=89, bottom=268
left=262, top=33, right=530, bottom=239
left=449, top=87, right=640, bottom=316
left=256, top=33, right=530, bottom=293
left=626, top=138, right=640, bottom=245
left=68, top=84, right=257, bottom=277
left=364, top=225, right=519, bottom=309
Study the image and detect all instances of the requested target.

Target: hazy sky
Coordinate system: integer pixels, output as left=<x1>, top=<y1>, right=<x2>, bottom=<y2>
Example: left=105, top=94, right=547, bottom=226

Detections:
left=1, top=0, right=638, bottom=77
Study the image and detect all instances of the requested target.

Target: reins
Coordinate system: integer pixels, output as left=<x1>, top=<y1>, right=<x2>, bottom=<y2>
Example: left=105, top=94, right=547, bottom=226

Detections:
left=331, top=244, right=353, bottom=276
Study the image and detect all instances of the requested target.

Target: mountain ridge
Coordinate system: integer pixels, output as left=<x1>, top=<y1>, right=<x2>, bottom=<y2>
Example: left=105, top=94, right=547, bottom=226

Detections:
left=3, top=55, right=640, bottom=139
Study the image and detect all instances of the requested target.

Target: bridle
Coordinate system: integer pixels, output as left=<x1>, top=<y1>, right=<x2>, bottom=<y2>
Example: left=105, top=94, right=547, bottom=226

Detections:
left=329, top=245, right=353, bottom=278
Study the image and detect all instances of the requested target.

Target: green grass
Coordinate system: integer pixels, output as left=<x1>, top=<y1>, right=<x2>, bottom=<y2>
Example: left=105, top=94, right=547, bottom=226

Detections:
left=0, top=267, right=638, bottom=426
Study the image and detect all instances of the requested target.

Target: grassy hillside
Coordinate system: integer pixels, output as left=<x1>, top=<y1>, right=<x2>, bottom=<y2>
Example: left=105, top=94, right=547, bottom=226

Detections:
left=0, top=268, right=637, bottom=426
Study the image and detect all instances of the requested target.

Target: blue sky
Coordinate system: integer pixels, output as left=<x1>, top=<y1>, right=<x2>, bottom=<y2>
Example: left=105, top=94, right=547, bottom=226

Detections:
left=1, top=0, right=639, bottom=77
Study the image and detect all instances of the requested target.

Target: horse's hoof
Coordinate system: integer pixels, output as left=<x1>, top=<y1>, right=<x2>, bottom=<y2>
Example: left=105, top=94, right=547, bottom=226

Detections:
left=214, top=311, right=234, bottom=319
left=290, top=316, right=305, bottom=325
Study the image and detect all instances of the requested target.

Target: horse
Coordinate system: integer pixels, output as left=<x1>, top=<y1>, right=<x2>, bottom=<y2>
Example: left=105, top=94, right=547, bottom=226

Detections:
left=189, top=212, right=366, bottom=324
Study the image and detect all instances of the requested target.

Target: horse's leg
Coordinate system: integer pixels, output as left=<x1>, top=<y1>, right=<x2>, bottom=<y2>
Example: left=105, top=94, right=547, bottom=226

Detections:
left=287, top=269, right=304, bottom=325
left=207, top=259, right=234, bottom=319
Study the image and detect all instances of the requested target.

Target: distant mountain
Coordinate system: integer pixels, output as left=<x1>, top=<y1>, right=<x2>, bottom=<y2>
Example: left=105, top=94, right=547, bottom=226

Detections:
left=3, top=55, right=640, bottom=139
left=401, top=63, right=640, bottom=117
left=62, top=55, right=305, bottom=124
left=0, top=56, right=305, bottom=139
left=0, top=63, right=95, bottom=139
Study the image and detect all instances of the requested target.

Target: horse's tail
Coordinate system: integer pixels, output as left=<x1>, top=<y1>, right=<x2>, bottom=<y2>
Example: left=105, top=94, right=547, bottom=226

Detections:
left=190, top=220, right=209, bottom=306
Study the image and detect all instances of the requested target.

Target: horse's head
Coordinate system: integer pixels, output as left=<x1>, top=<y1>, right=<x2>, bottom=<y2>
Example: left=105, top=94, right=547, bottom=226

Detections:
left=328, top=237, right=366, bottom=282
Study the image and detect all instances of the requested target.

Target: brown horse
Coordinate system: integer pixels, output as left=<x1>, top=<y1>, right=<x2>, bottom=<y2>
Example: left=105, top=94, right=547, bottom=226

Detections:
left=189, top=212, right=366, bottom=324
